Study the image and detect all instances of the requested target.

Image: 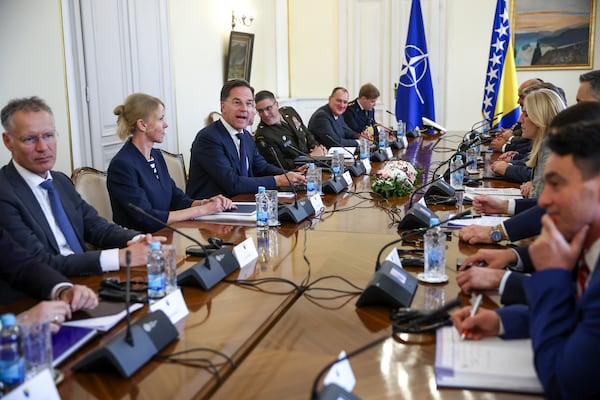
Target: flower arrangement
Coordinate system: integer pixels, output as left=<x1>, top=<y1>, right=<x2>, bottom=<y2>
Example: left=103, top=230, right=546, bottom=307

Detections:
left=371, top=160, right=419, bottom=198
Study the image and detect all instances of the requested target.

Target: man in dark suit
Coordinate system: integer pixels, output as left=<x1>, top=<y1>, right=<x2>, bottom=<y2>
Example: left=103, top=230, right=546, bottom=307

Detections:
left=0, top=227, right=97, bottom=328
left=0, top=97, right=157, bottom=293
left=254, top=90, right=326, bottom=171
left=453, top=122, right=600, bottom=399
left=308, top=87, right=367, bottom=148
left=186, top=80, right=306, bottom=199
left=343, top=83, right=391, bottom=136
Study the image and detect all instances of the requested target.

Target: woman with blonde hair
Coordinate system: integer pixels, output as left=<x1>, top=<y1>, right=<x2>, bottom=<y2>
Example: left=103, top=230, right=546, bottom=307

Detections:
left=107, top=93, right=233, bottom=232
left=491, top=88, right=566, bottom=197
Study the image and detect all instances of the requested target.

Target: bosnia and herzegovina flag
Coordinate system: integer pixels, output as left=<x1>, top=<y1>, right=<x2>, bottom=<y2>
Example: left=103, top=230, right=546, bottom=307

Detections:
left=395, top=0, right=436, bottom=133
left=482, top=0, right=520, bottom=129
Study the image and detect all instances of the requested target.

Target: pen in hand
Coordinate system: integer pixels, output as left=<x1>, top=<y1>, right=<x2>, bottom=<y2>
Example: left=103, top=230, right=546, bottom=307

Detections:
left=460, top=293, right=483, bottom=340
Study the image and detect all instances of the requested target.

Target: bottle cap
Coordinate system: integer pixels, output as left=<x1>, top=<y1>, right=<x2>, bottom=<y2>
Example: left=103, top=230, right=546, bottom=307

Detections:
left=150, top=241, right=161, bottom=251
left=309, top=163, right=315, bottom=168
left=0, top=313, right=16, bottom=326
left=429, top=217, right=440, bottom=226
left=456, top=154, right=462, bottom=160
left=258, top=186, right=266, bottom=193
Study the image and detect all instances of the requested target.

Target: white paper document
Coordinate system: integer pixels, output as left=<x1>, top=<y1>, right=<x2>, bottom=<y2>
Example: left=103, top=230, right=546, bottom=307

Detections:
left=435, top=326, right=543, bottom=394
left=64, top=302, right=143, bottom=332
left=328, top=147, right=356, bottom=159
left=464, top=187, right=523, bottom=201
left=447, top=215, right=508, bottom=228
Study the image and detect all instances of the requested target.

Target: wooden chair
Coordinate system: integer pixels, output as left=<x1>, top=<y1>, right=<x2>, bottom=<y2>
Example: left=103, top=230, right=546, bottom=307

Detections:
left=160, top=149, right=188, bottom=192
left=71, top=167, right=113, bottom=222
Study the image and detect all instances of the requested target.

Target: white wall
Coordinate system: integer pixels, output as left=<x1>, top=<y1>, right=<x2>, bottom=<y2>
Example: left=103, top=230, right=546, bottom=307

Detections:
left=0, top=0, right=72, bottom=173
left=0, top=0, right=598, bottom=174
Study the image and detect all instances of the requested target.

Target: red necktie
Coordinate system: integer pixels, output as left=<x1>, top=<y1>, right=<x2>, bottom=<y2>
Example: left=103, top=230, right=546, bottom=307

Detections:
left=577, top=257, right=590, bottom=299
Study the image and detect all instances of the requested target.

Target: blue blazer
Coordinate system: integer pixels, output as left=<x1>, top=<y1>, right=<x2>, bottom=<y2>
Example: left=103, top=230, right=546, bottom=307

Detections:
left=0, top=227, right=70, bottom=305
left=308, top=104, right=360, bottom=148
left=504, top=204, right=545, bottom=241
left=0, top=161, right=139, bottom=277
left=498, top=261, right=600, bottom=399
left=107, top=140, right=194, bottom=232
left=186, top=120, right=284, bottom=199
left=343, top=98, right=375, bottom=133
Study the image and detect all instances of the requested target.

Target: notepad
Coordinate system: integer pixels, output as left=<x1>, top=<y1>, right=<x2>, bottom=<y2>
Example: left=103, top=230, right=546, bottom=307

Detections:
left=194, top=201, right=257, bottom=222
left=435, top=326, right=543, bottom=394
left=63, top=301, right=143, bottom=331
left=52, top=325, right=97, bottom=367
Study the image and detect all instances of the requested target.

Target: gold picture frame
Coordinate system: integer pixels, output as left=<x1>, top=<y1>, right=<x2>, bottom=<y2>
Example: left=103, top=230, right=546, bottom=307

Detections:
left=512, top=0, right=596, bottom=70
left=225, top=31, right=255, bottom=81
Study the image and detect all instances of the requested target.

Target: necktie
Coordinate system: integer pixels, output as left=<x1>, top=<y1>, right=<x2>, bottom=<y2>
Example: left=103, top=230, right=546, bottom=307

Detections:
left=236, top=132, right=248, bottom=177
left=577, top=256, right=590, bottom=299
left=39, top=180, right=84, bottom=254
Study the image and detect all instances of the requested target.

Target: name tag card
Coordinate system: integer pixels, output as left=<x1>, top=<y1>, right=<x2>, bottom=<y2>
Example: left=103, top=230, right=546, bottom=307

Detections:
left=323, top=351, right=356, bottom=392
left=385, top=147, right=394, bottom=159
left=3, top=368, right=60, bottom=400
left=385, top=248, right=402, bottom=267
left=361, top=158, right=372, bottom=174
left=309, top=194, right=324, bottom=217
left=342, top=171, right=353, bottom=186
left=150, top=289, right=189, bottom=324
left=233, top=237, right=258, bottom=270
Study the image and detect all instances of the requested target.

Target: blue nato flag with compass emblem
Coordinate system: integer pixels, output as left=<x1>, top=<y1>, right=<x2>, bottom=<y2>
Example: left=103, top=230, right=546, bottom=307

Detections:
left=395, top=0, right=435, bottom=133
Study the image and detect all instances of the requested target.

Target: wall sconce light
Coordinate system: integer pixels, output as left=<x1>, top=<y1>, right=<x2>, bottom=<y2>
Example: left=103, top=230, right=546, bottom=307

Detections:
left=231, top=10, right=255, bottom=30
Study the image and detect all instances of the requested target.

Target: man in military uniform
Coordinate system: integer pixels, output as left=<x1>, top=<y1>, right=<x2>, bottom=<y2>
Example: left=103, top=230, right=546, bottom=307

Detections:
left=343, top=83, right=391, bottom=137
left=254, top=90, right=326, bottom=170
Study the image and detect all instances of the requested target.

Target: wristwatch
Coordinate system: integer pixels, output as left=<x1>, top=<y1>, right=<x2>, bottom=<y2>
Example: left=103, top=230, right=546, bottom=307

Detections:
left=490, top=225, right=503, bottom=242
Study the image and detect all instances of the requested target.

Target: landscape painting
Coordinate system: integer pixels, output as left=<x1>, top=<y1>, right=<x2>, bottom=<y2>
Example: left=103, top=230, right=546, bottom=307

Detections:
left=512, top=0, right=595, bottom=69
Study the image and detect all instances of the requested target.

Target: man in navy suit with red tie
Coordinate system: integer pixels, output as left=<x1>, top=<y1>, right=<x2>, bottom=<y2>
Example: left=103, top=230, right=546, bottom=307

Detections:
left=186, top=79, right=306, bottom=199
left=452, top=122, right=600, bottom=399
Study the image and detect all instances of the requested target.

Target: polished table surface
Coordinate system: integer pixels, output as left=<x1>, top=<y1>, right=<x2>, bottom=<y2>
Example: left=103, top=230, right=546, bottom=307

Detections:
left=2, top=133, right=541, bottom=399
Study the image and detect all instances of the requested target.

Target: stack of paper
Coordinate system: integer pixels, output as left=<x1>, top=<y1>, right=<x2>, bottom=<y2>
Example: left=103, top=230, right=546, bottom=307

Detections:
left=327, top=147, right=356, bottom=159
left=435, top=326, right=543, bottom=394
left=464, top=187, right=523, bottom=202
left=447, top=215, right=508, bottom=228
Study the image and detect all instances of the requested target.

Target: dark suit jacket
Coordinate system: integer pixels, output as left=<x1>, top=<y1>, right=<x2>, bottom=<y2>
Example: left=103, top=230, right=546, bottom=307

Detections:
left=186, top=120, right=284, bottom=199
left=504, top=204, right=545, bottom=241
left=107, top=140, right=194, bottom=232
left=255, top=106, right=319, bottom=170
left=308, top=104, right=360, bottom=148
left=499, top=246, right=534, bottom=306
left=498, top=260, right=600, bottom=399
left=0, top=228, right=69, bottom=305
left=343, top=98, right=375, bottom=133
left=0, top=161, right=139, bottom=277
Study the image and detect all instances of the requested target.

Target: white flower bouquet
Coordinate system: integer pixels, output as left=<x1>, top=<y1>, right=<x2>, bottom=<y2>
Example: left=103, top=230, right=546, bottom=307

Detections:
left=371, top=160, right=419, bottom=198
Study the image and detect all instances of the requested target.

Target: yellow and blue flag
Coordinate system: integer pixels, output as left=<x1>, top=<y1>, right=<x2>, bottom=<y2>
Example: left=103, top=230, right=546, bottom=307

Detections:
left=396, top=0, right=435, bottom=133
left=482, top=0, right=520, bottom=128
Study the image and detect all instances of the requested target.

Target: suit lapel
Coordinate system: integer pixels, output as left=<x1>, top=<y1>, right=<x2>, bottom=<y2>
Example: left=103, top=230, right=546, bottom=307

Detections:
left=216, top=121, right=243, bottom=175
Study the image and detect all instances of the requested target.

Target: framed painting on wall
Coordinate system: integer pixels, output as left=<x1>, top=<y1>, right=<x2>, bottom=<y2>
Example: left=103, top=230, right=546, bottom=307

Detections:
left=512, top=0, right=596, bottom=69
left=225, top=31, right=255, bottom=81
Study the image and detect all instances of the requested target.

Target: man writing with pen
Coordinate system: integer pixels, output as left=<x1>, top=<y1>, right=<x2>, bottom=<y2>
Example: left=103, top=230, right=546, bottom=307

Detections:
left=451, top=121, right=600, bottom=399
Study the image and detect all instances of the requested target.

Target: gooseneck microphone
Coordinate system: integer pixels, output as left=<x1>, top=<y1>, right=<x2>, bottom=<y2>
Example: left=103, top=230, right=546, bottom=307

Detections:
left=284, top=142, right=347, bottom=194
left=325, top=134, right=366, bottom=176
left=268, top=147, right=314, bottom=223
left=283, top=141, right=331, bottom=171
left=408, top=159, right=475, bottom=208
left=127, top=203, right=240, bottom=291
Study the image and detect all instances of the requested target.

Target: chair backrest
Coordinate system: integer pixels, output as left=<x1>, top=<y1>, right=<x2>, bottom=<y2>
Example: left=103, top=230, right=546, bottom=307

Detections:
left=160, top=149, right=187, bottom=192
left=71, top=167, right=113, bottom=222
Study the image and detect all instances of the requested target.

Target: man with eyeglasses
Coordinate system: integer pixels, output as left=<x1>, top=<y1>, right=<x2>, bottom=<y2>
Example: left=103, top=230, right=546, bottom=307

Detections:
left=254, top=90, right=326, bottom=170
left=187, top=80, right=306, bottom=199
left=0, top=96, right=159, bottom=302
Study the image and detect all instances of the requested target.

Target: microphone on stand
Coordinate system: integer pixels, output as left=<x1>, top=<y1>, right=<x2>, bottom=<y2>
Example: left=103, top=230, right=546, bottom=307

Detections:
left=284, top=142, right=347, bottom=194
left=72, top=248, right=179, bottom=378
left=269, top=147, right=314, bottom=223
left=127, top=203, right=240, bottom=290
left=408, top=159, right=475, bottom=208
left=325, top=134, right=366, bottom=176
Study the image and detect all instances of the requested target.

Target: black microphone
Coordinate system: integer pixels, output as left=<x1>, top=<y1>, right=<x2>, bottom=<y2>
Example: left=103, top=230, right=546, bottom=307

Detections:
left=283, top=142, right=347, bottom=194
left=408, top=159, right=475, bottom=208
left=127, top=203, right=240, bottom=291
left=325, top=134, right=366, bottom=176
left=268, top=147, right=314, bottom=223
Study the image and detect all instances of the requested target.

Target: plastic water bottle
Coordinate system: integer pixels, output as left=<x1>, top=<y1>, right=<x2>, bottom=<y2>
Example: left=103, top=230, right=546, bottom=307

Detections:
left=0, top=314, right=25, bottom=395
left=306, top=163, right=318, bottom=197
left=450, top=154, right=464, bottom=190
left=330, top=150, right=341, bottom=177
left=423, top=218, right=446, bottom=281
left=146, top=241, right=166, bottom=299
left=359, top=138, right=369, bottom=160
left=378, top=128, right=388, bottom=149
left=255, top=186, right=269, bottom=231
left=396, top=120, right=408, bottom=148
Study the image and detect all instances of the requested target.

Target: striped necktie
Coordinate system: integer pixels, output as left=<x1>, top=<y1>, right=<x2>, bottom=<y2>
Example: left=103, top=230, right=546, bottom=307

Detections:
left=236, top=132, right=248, bottom=176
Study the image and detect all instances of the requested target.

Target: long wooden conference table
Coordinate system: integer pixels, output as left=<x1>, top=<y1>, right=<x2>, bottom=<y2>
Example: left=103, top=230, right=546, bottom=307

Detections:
left=3, top=133, right=542, bottom=399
